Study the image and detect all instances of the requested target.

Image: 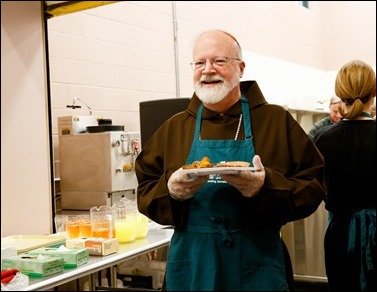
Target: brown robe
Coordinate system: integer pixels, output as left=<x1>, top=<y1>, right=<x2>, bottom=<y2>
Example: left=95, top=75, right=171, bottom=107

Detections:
left=135, top=80, right=326, bottom=230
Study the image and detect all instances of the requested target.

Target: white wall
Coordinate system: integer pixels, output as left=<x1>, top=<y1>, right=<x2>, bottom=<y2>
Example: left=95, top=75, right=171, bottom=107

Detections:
left=1, top=1, right=52, bottom=236
left=242, top=52, right=327, bottom=108
left=322, top=1, right=376, bottom=70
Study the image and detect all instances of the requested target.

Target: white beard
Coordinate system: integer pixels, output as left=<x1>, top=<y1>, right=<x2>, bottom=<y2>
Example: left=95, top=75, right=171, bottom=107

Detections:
left=195, top=75, right=240, bottom=104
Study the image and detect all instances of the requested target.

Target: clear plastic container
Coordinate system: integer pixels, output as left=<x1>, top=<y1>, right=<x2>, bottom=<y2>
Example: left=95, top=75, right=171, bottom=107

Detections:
left=113, top=198, right=137, bottom=243
left=90, top=206, right=114, bottom=238
left=136, top=212, right=149, bottom=239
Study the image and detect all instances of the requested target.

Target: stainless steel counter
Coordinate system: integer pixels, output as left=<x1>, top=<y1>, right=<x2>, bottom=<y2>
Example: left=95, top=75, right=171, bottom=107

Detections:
left=23, top=228, right=174, bottom=291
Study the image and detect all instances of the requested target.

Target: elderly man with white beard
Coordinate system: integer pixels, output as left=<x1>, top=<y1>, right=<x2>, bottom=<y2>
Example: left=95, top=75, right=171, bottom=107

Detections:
left=135, top=29, right=326, bottom=291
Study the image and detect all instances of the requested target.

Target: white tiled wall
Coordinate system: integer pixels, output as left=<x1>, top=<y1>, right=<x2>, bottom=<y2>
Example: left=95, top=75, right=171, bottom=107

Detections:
left=47, top=1, right=376, bottom=176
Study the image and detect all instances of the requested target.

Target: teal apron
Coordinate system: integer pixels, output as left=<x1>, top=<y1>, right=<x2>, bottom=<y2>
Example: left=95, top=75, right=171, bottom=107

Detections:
left=166, top=97, right=287, bottom=291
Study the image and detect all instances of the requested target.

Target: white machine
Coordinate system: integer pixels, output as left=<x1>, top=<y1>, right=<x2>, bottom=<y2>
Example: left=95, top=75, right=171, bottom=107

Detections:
left=59, top=130, right=140, bottom=210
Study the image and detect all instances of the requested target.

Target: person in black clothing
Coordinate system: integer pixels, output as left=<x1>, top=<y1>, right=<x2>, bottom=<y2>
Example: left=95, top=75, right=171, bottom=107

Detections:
left=314, top=59, right=376, bottom=291
left=308, top=95, right=342, bottom=140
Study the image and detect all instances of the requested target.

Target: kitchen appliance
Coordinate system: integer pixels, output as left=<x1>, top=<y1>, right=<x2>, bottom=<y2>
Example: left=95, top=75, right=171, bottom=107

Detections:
left=139, top=98, right=190, bottom=148
left=59, top=130, right=140, bottom=210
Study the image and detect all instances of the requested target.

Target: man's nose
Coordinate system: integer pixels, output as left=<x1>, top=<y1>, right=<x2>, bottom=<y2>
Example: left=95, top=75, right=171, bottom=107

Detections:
left=202, top=59, right=216, bottom=72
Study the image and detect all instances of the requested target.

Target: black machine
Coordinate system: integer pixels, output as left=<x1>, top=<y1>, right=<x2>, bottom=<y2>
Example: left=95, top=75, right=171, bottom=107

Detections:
left=139, top=98, right=190, bottom=148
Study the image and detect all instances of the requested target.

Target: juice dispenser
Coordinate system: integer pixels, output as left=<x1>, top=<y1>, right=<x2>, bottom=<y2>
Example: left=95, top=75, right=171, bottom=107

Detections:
left=90, top=206, right=114, bottom=238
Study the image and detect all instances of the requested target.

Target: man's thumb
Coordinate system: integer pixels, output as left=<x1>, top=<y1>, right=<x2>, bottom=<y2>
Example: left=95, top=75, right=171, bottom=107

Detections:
left=253, top=155, right=264, bottom=171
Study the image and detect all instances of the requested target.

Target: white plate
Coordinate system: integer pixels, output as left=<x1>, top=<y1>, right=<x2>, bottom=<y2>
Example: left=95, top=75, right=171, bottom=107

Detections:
left=179, top=166, right=255, bottom=176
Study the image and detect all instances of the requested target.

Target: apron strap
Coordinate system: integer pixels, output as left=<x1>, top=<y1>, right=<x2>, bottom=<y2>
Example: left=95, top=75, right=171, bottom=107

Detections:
left=194, top=104, right=204, bottom=140
left=240, top=96, right=252, bottom=140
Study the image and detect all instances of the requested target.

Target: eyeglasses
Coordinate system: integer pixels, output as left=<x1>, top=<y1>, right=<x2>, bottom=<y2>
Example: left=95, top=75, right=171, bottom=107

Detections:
left=190, top=56, right=241, bottom=71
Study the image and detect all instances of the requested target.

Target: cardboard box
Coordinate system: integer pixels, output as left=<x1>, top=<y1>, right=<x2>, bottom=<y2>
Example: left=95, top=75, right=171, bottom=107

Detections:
left=2, top=254, right=64, bottom=277
left=58, top=115, right=98, bottom=135
left=27, top=246, right=89, bottom=268
left=66, top=237, right=119, bottom=256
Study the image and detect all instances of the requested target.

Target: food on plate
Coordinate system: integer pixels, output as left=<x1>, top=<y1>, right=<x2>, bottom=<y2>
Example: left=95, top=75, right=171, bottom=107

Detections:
left=182, top=156, right=214, bottom=169
left=182, top=157, right=250, bottom=169
left=214, top=161, right=250, bottom=167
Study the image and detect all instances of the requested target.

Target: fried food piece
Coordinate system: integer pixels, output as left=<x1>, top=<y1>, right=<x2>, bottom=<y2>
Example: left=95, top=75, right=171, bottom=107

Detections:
left=182, top=156, right=213, bottom=169
left=215, top=161, right=250, bottom=167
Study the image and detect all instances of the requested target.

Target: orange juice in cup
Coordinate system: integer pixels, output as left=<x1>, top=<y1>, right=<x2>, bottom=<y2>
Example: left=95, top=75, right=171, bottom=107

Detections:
left=90, top=206, right=114, bottom=238
left=65, top=216, right=80, bottom=239
left=79, top=215, right=92, bottom=237
left=92, top=220, right=111, bottom=238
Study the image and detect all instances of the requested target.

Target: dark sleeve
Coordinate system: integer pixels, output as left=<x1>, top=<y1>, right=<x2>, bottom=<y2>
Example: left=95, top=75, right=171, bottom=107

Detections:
left=135, top=115, right=194, bottom=227
left=249, top=110, right=326, bottom=228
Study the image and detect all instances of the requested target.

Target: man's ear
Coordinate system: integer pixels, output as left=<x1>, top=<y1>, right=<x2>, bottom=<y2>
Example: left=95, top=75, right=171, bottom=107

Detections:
left=239, top=61, right=245, bottom=78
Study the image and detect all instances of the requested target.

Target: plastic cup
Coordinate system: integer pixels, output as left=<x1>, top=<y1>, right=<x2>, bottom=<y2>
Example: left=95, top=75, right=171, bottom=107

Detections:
left=79, top=215, right=92, bottom=237
left=65, top=215, right=81, bottom=239
left=54, top=214, right=67, bottom=233
left=136, top=213, right=149, bottom=239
